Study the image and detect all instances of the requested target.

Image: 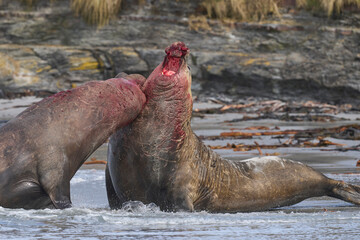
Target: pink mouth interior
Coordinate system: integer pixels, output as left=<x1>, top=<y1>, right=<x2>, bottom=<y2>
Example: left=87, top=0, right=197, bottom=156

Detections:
left=162, top=42, right=189, bottom=76
left=162, top=69, right=176, bottom=76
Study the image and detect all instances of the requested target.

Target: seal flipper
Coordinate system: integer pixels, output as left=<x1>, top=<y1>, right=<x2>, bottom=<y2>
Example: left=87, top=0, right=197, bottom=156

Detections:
left=173, top=189, right=194, bottom=212
left=47, top=180, right=72, bottom=209
left=329, top=180, right=360, bottom=205
left=2, top=181, right=53, bottom=209
left=175, top=196, right=194, bottom=212
left=105, top=164, right=122, bottom=209
left=39, top=161, right=72, bottom=209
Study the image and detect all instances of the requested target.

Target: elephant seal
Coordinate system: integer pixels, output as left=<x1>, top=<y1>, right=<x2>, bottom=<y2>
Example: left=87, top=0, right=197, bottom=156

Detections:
left=106, top=42, right=360, bottom=212
left=0, top=74, right=146, bottom=209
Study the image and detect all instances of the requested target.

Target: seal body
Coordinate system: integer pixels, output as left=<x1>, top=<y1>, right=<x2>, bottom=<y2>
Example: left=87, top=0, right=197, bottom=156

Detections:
left=106, top=42, right=360, bottom=212
left=0, top=74, right=146, bottom=209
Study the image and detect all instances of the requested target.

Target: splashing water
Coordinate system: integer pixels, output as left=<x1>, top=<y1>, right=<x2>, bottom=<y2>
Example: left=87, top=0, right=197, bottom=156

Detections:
left=0, top=169, right=359, bottom=239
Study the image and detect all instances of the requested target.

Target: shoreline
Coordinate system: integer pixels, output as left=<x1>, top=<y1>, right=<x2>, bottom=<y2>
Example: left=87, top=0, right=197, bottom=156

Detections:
left=0, top=96, right=42, bottom=121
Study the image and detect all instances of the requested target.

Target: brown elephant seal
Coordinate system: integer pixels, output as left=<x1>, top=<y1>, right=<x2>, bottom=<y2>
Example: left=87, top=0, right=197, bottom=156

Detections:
left=0, top=73, right=146, bottom=209
left=106, top=42, right=360, bottom=212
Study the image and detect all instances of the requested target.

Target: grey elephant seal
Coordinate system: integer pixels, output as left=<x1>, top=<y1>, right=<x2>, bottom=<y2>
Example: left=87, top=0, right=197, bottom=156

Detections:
left=0, top=74, right=145, bottom=209
left=106, top=42, right=360, bottom=212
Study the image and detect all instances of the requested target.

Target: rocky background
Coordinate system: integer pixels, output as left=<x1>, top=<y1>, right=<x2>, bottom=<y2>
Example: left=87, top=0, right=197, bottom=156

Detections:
left=0, top=0, right=359, bottom=105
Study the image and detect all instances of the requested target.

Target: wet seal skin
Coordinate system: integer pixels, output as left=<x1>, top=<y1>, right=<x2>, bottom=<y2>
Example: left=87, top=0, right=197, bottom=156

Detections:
left=106, top=42, right=360, bottom=213
left=0, top=73, right=146, bottom=209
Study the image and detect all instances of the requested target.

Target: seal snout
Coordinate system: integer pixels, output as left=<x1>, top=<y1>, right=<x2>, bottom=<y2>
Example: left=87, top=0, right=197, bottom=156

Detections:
left=161, top=42, right=189, bottom=77
left=165, top=42, right=189, bottom=58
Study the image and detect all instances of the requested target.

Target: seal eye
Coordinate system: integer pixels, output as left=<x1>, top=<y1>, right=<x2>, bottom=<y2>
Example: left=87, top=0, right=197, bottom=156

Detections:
left=187, top=65, right=191, bottom=70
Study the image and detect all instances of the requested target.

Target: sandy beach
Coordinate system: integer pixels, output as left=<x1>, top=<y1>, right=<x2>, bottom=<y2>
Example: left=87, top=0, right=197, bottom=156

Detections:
left=0, top=96, right=42, bottom=121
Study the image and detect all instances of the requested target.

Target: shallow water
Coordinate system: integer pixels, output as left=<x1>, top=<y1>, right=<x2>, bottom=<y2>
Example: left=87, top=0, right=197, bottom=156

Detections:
left=1, top=169, right=360, bottom=240
left=1, top=102, right=360, bottom=239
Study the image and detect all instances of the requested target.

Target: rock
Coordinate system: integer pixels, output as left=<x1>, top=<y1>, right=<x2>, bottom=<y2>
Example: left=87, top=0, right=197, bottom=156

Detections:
left=109, top=47, right=148, bottom=75
left=0, top=0, right=359, bottom=104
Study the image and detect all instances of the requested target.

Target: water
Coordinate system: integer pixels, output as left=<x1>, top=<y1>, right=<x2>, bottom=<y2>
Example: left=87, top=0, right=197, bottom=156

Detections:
left=0, top=169, right=360, bottom=239
left=2, top=149, right=360, bottom=239
left=1, top=101, right=360, bottom=239
left=1, top=169, right=360, bottom=239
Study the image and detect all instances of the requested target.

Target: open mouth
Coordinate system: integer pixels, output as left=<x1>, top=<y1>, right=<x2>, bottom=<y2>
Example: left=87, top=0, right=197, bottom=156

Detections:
left=161, top=42, right=189, bottom=76
left=162, top=69, right=176, bottom=76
